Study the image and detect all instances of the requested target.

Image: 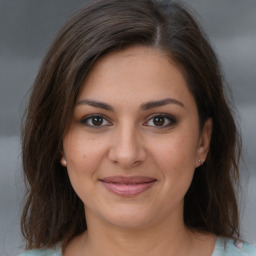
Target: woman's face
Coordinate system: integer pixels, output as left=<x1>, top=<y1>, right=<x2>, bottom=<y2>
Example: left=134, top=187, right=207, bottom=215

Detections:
left=61, top=46, right=212, bottom=229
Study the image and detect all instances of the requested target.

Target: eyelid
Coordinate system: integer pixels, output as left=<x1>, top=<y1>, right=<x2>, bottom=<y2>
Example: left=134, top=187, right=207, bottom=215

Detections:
left=80, top=114, right=112, bottom=128
left=143, top=113, right=177, bottom=127
left=79, top=112, right=177, bottom=129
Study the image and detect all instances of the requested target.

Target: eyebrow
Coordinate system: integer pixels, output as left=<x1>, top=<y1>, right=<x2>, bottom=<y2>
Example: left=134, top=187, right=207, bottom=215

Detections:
left=76, top=98, right=184, bottom=111
left=76, top=99, right=114, bottom=111
left=141, top=98, right=184, bottom=110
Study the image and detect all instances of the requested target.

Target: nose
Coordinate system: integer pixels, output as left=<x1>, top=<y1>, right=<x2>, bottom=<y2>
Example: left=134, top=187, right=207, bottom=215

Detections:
left=108, top=123, right=147, bottom=169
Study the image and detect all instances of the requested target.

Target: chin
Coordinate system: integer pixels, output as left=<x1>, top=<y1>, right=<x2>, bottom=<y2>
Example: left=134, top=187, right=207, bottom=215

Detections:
left=94, top=203, right=156, bottom=230
left=107, top=214, right=152, bottom=230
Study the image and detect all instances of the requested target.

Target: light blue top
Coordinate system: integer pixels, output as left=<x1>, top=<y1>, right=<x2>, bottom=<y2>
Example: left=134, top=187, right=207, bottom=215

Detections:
left=19, top=237, right=256, bottom=256
left=212, top=237, right=256, bottom=256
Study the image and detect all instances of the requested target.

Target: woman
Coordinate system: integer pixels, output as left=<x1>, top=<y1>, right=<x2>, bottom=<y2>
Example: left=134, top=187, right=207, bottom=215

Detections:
left=20, top=0, right=255, bottom=255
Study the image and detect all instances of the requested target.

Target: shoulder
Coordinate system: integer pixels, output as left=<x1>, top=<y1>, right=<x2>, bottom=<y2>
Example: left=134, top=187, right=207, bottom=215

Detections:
left=213, top=237, right=256, bottom=256
left=19, top=247, right=62, bottom=256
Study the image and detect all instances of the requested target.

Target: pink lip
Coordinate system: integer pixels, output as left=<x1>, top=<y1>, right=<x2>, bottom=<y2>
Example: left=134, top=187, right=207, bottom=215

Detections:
left=100, top=176, right=157, bottom=196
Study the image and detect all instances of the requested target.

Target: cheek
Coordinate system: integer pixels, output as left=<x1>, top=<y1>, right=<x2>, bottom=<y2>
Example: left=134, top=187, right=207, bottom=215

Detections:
left=63, top=142, right=100, bottom=206
left=151, top=131, right=198, bottom=189
left=153, top=133, right=198, bottom=169
left=154, top=145, right=196, bottom=205
left=64, top=130, right=101, bottom=168
left=62, top=132, right=101, bottom=190
left=63, top=131, right=113, bottom=194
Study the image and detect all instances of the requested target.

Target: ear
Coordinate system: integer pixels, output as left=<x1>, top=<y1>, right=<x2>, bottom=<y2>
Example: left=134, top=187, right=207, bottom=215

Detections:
left=195, top=118, right=212, bottom=167
left=60, top=155, right=67, bottom=166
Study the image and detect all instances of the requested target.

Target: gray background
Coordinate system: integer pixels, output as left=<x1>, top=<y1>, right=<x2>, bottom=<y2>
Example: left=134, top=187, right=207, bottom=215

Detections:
left=0, top=0, right=255, bottom=255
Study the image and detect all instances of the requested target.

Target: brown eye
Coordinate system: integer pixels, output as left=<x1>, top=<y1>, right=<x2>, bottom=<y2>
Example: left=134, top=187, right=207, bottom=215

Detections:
left=81, top=115, right=111, bottom=128
left=92, top=116, right=103, bottom=126
left=144, top=114, right=177, bottom=128
left=153, top=116, right=165, bottom=126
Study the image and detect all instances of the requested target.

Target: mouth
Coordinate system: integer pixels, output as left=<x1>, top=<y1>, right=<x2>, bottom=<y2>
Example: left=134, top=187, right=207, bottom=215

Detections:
left=99, top=176, right=157, bottom=196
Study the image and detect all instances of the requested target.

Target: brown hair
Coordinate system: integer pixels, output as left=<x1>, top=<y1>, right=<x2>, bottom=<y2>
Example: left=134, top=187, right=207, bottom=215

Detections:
left=21, top=0, right=241, bottom=249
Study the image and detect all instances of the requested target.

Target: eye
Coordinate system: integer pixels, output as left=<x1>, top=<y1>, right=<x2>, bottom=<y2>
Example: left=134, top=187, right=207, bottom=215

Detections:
left=144, top=114, right=177, bottom=128
left=81, top=114, right=111, bottom=128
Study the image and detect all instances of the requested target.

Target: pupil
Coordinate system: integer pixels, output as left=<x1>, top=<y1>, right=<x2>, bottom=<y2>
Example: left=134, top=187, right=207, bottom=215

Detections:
left=153, top=117, right=164, bottom=126
left=92, top=117, right=103, bottom=126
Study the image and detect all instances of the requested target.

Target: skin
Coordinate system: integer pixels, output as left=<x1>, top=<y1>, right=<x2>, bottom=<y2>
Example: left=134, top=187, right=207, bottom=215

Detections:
left=61, top=46, right=214, bottom=256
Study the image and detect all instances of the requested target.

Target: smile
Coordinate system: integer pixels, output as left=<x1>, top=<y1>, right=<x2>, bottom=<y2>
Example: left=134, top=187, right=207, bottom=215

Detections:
left=99, top=176, right=157, bottom=196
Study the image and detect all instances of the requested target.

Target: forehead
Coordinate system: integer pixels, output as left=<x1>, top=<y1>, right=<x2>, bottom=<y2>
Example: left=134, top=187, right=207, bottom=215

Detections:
left=78, top=46, right=194, bottom=108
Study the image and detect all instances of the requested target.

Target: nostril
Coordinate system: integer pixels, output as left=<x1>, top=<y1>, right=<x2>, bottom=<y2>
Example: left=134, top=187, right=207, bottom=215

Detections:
left=107, top=129, right=147, bottom=168
left=108, top=148, right=146, bottom=169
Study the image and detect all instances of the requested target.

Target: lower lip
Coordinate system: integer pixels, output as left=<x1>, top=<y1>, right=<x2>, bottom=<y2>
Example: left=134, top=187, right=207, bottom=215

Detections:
left=101, top=181, right=156, bottom=196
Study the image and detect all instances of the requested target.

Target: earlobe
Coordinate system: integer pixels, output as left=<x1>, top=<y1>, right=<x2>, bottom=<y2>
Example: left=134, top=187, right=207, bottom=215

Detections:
left=60, top=156, right=67, bottom=166
left=198, top=159, right=203, bottom=166
left=196, top=118, right=212, bottom=167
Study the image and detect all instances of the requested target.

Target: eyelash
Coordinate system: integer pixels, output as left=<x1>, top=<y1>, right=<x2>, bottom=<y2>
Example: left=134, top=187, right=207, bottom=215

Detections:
left=144, top=113, right=177, bottom=128
left=80, top=113, right=177, bottom=128
left=80, top=114, right=112, bottom=128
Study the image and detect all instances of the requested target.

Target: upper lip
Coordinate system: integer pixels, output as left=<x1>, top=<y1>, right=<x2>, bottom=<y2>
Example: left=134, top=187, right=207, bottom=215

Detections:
left=99, top=176, right=157, bottom=184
